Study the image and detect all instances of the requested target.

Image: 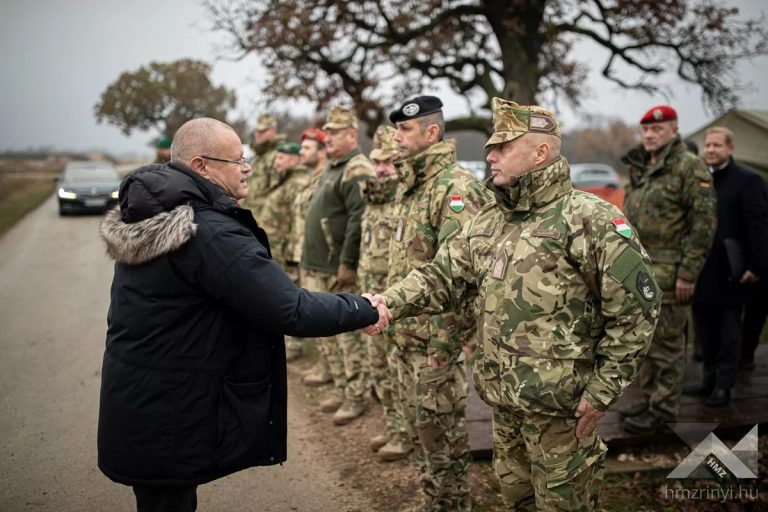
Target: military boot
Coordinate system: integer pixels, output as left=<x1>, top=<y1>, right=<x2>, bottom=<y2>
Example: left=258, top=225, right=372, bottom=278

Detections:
left=682, top=382, right=715, bottom=397
left=332, top=400, right=366, bottom=425
left=622, top=412, right=667, bottom=435
left=704, top=388, right=731, bottom=407
left=683, top=370, right=716, bottom=397
left=369, top=433, right=390, bottom=452
left=378, top=438, right=414, bottom=461
left=302, top=361, right=332, bottom=387
left=319, top=391, right=344, bottom=413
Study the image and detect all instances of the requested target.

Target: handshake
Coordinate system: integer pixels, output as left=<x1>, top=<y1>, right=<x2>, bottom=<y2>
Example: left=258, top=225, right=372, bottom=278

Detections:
left=361, top=293, right=392, bottom=336
left=360, top=293, right=449, bottom=370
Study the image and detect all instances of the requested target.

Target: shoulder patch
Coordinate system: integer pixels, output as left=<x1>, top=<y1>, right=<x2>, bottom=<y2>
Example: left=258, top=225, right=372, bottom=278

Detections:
left=470, top=226, right=494, bottom=237
left=607, top=247, right=658, bottom=313
left=448, top=195, right=464, bottom=213
left=532, top=228, right=560, bottom=240
left=612, top=218, right=632, bottom=238
left=636, top=271, right=657, bottom=301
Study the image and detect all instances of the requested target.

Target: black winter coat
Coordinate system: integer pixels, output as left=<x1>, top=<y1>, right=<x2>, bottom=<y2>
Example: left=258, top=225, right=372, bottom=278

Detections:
left=693, top=159, right=768, bottom=305
left=97, top=163, right=378, bottom=487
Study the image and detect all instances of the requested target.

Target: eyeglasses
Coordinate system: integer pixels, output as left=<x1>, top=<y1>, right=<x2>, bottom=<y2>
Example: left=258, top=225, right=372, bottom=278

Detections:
left=200, top=155, right=250, bottom=169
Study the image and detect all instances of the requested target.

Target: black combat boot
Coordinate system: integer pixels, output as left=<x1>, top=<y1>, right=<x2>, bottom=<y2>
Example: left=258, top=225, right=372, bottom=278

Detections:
left=622, top=412, right=667, bottom=435
left=682, top=371, right=715, bottom=397
left=704, top=388, right=731, bottom=407
left=682, top=381, right=715, bottom=397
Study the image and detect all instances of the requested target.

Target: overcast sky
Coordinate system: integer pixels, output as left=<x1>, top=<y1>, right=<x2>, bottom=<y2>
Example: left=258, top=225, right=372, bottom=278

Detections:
left=1, top=0, right=766, bottom=159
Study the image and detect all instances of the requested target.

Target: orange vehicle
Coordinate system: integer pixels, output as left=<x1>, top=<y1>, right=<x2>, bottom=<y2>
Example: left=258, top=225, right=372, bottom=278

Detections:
left=570, top=163, right=625, bottom=210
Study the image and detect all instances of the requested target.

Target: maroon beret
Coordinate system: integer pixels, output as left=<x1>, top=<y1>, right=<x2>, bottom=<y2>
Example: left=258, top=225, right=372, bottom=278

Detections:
left=300, top=128, right=327, bottom=144
left=640, top=105, right=678, bottom=124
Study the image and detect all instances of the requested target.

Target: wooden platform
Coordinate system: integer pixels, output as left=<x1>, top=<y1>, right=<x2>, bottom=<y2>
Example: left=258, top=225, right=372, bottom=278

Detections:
left=467, top=345, right=768, bottom=458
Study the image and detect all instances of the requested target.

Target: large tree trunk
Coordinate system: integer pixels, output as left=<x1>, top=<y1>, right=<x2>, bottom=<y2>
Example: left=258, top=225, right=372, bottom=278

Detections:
left=483, top=0, right=545, bottom=105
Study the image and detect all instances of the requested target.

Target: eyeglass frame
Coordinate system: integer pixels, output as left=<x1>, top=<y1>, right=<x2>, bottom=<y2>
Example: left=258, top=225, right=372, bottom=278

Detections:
left=199, top=155, right=250, bottom=169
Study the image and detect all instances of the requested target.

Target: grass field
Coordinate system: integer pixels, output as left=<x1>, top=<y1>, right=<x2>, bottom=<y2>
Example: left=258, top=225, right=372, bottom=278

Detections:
left=0, top=176, right=56, bottom=238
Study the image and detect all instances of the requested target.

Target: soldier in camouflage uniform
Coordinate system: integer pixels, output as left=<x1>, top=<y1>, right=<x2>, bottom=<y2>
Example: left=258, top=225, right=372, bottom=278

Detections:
left=258, top=142, right=310, bottom=361
left=367, top=98, right=661, bottom=511
left=152, top=136, right=172, bottom=164
left=300, top=107, right=375, bottom=425
left=359, top=125, right=414, bottom=459
left=385, top=96, right=491, bottom=511
left=243, top=114, right=285, bottom=216
left=620, top=105, right=717, bottom=435
left=295, top=129, right=333, bottom=384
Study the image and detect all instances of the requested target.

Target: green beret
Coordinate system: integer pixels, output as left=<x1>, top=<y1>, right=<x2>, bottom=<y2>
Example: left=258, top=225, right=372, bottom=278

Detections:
left=153, top=137, right=172, bottom=149
left=277, top=143, right=301, bottom=155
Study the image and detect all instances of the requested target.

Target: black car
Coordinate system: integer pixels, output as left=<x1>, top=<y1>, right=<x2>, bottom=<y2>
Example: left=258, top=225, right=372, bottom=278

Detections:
left=58, top=161, right=121, bottom=215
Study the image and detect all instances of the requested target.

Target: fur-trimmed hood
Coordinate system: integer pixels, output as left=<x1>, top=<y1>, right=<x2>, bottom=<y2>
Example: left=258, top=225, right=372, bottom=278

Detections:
left=99, top=162, right=235, bottom=265
left=100, top=204, right=197, bottom=264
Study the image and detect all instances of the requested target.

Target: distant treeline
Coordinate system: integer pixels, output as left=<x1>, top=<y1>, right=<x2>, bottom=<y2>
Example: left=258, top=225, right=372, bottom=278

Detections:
left=0, top=150, right=117, bottom=163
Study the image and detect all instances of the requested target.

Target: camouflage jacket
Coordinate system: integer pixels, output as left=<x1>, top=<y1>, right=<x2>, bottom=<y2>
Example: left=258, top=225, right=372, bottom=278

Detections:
left=290, top=169, right=324, bottom=266
left=301, top=148, right=374, bottom=274
left=385, top=140, right=491, bottom=356
left=244, top=135, right=285, bottom=214
left=259, top=165, right=310, bottom=267
left=623, top=137, right=717, bottom=301
left=358, top=176, right=398, bottom=289
left=382, top=157, right=661, bottom=416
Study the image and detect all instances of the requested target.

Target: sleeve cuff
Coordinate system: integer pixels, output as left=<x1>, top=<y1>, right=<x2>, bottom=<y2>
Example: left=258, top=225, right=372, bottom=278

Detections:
left=582, top=388, right=614, bottom=412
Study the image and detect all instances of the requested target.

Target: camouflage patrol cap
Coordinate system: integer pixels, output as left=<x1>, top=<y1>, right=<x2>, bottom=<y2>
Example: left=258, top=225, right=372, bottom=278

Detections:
left=255, top=114, right=277, bottom=131
left=369, top=125, right=398, bottom=161
left=322, top=106, right=358, bottom=130
left=484, top=97, right=561, bottom=148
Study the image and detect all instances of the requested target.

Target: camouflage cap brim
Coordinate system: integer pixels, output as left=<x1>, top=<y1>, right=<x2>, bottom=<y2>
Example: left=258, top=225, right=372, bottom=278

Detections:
left=484, top=130, right=527, bottom=148
left=322, top=121, right=354, bottom=130
left=370, top=148, right=399, bottom=161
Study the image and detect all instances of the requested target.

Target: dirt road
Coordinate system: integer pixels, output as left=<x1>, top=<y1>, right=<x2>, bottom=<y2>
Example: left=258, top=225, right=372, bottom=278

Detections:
left=0, top=195, right=377, bottom=511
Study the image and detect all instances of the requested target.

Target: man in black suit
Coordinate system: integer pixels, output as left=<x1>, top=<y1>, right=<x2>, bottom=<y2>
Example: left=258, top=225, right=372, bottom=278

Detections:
left=684, top=126, right=768, bottom=406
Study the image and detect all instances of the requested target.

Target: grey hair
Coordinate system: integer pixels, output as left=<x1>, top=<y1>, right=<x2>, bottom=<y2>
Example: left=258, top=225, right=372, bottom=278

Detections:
left=416, top=112, right=445, bottom=140
left=171, top=118, right=236, bottom=164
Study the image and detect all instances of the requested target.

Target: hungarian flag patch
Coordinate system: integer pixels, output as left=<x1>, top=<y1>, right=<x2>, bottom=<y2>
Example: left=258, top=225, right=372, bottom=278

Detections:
left=612, top=218, right=631, bottom=238
left=449, top=195, right=465, bottom=213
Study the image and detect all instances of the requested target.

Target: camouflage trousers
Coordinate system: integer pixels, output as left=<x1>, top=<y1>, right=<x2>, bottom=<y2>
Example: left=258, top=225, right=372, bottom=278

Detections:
left=392, top=348, right=471, bottom=511
left=365, top=332, right=409, bottom=441
left=362, top=272, right=408, bottom=440
left=300, top=267, right=369, bottom=403
left=284, top=262, right=303, bottom=357
left=492, top=410, right=606, bottom=511
left=639, top=302, right=688, bottom=420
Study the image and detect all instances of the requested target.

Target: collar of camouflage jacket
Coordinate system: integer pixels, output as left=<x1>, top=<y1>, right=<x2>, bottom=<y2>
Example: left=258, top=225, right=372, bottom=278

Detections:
left=395, top=139, right=457, bottom=194
left=491, top=156, right=573, bottom=213
left=362, top=175, right=398, bottom=205
left=645, top=135, right=685, bottom=175
left=622, top=136, right=685, bottom=177
left=277, top=165, right=308, bottom=185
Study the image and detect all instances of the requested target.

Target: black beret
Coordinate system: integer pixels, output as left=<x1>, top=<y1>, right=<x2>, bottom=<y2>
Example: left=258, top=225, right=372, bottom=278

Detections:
left=389, top=95, right=443, bottom=123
